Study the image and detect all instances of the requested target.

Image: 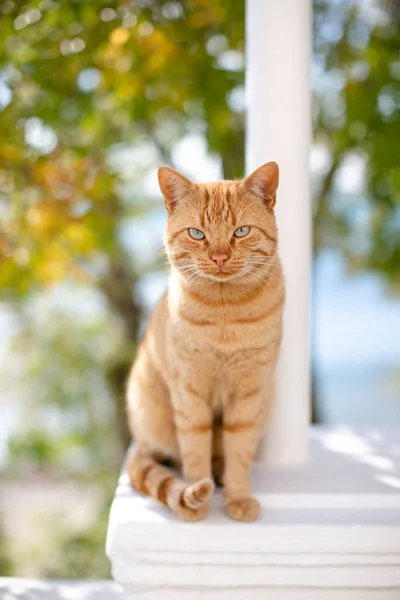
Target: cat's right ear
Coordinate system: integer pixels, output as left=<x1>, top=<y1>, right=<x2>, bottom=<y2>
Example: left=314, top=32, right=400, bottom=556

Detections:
left=158, top=166, right=195, bottom=212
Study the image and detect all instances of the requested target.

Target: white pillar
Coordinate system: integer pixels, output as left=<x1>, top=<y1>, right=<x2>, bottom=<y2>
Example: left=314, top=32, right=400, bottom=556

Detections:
left=246, top=0, right=312, bottom=465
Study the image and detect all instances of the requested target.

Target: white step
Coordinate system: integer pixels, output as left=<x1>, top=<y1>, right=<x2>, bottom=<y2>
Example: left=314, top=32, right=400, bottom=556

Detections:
left=106, top=426, right=400, bottom=599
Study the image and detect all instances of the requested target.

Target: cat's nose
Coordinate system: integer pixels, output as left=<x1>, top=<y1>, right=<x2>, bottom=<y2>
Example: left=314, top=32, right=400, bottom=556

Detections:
left=211, top=253, right=229, bottom=268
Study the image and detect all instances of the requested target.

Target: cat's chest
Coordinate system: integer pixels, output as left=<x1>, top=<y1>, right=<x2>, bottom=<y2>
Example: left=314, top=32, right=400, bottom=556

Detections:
left=173, top=299, right=272, bottom=352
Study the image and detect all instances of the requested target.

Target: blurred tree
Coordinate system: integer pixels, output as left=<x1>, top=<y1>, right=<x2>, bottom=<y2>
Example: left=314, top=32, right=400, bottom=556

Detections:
left=0, top=0, right=245, bottom=460
left=0, top=516, right=13, bottom=576
left=43, top=503, right=112, bottom=579
left=311, top=0, right=400, bottom=420
left=0, top=0, right=245, bottom=577
left=314, top=0, right=400, bottom=287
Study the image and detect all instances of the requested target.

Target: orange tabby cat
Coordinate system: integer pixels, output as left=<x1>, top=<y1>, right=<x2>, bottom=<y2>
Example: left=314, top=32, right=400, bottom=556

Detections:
left=126, top=162, right=284, bottom=521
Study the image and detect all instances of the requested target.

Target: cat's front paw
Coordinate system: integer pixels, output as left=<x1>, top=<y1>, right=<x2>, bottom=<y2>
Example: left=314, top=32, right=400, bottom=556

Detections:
left=174, top=504, right=210, bottom=522
left=225, top=496, right=260, bottom=521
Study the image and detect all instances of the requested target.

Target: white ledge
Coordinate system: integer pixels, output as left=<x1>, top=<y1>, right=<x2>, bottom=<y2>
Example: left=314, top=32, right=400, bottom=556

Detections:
left=0, top=578, right=124, bottom=599
left=106, top=426, right=400, bottom=599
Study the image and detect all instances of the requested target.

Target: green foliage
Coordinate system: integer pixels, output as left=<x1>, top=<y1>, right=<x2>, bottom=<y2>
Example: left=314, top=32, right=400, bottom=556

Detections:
left=3, top=292, right=129, bottom=476
left=8, top=431, right=57, bottom=470
left=0, top=0, right=246, bottom=470
left=43, top=504, right=112, bottom=579
left=0, top=0, right=245, bottom=297
left=0, top=0, right=245, bottom=578
left=0, top=517, right=14, bottom=576
left=314, top=0, right=400, bottom=286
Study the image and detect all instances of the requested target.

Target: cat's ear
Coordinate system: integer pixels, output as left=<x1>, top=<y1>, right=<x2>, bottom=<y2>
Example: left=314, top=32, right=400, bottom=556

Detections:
left=243, top=161, right=279, bottom=209
left=158, top=166, right=195, bottom=212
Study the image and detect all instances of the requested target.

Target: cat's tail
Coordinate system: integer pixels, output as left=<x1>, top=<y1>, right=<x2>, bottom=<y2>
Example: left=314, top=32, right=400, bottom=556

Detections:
left=126, top=447, right=214, bottom=521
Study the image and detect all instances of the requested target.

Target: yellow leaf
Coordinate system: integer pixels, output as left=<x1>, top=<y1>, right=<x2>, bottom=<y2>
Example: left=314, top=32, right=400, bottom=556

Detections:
left=110, top=28, right=130, bottom=46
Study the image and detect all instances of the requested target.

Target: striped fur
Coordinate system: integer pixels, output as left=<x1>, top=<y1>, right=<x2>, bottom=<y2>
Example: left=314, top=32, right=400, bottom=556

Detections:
left=127, top=162, right=284, bottom=521
left=127, top=447, right=214, bottom=520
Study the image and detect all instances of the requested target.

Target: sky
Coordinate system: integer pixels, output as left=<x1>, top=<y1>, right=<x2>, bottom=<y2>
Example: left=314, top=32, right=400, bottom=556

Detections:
left=315, top=250, right=400, bottom=369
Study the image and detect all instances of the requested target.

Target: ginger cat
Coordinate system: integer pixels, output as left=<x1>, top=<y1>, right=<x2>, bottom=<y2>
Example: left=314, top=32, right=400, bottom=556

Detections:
left=126, top=162, right=284, bottom=521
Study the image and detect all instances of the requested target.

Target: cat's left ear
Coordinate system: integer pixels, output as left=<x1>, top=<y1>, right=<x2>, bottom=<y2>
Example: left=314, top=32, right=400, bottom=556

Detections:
left=243, top=161, right=279, bottom=209
left=158, top=166, right=195, bottom=212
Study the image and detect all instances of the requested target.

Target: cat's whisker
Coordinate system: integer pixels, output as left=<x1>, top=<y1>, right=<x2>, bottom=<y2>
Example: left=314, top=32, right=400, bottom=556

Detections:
left=164, top=251, right=191, bottom=260
left=246, top=261, right=280, bottom=268
left=175, top=264, right=201, bottom=279
left=182, top=269, right=202, bottom=287
left=246, top=260, right=282, bottom=272
left=239, top=265, right=270, bottom=289
left=162, top=259, right=195, bottom=269
left=246, top=264, right=282, bottom=277
left=252, top=269, right=283, bottom=286
left=169, top=259, right=197, bottom=267
left=242, top=263, right=280, bottom=290
left=252, top=273, right=274, bottom=291
left=248, top=267, right=282, bottom=280
left=172, top=259, right=197, bottom=264
left=169, top=263, right=193, bottom=269
left=247, top=256, right=279, bottom=264
left=176, top=266, right=198, bottom=275
left=263, top=271, right=283, bottom=284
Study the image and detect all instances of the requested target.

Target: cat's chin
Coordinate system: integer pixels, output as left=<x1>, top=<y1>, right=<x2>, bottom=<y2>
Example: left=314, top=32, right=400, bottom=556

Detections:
left=199, top=271, right=241, bottom=283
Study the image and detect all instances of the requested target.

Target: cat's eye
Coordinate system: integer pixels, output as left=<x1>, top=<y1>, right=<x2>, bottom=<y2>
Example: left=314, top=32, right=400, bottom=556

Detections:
left=234, top=226, right=250, bottom=238
left=189, top=228, right=205, bottom=240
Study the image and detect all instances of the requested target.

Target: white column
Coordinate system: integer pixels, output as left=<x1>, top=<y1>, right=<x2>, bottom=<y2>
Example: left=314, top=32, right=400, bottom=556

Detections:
left=246, top=0, right=312, bottom=465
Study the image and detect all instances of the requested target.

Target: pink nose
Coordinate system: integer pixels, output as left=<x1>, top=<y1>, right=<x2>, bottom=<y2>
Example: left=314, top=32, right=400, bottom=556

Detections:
left=211, top=253, right=228, bottom=268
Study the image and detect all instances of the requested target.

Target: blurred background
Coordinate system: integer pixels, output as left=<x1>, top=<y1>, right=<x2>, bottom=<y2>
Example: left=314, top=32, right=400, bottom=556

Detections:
left=0, top=0, right=399, bottom=580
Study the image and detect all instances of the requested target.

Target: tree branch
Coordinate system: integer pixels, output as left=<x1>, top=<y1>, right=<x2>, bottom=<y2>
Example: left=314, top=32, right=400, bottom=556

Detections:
left=99, top=259, right=142, bottom=455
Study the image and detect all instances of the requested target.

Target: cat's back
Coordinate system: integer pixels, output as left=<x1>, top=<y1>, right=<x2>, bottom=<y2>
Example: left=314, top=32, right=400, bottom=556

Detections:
left=131, top=290, right=170, bottom=379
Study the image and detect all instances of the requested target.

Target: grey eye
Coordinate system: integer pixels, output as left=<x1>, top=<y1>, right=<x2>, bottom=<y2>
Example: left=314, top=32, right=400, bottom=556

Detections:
left=234, top=226, right=250, bottom=238
left=189, top=228, right=205, bottom=240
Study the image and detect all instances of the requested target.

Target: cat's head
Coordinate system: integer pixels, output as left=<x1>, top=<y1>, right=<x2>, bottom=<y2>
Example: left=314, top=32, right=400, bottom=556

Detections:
left=159, top=162, right=279, bottom=283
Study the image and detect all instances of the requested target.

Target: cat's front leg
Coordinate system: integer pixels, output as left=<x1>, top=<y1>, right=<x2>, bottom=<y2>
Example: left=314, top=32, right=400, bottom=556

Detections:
left=172, top=382, right=213, bottom=484
left=222, top=391, right=262, bottom=521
